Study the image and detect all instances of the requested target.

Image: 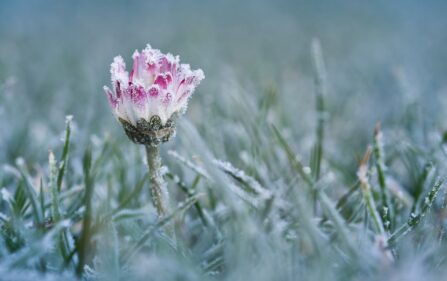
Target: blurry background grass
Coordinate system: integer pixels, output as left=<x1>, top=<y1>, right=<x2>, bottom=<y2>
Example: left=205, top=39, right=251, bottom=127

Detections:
left=1, top=0, right=447, bottom=280
left=1, top=0, right=447, bottom=165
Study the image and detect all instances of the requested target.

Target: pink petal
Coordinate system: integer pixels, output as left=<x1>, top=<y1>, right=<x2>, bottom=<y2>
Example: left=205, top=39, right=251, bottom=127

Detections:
left=114, top=81, right=123, bottom=99
left=174, top=69, right=204, bottom=102
left=129, top=85, right=147, bottom=106
left=154, top=73, right=172, bottom=90
left=129, top=51, right=138, bottom=83
left=159, top=56, right=171, bottom=73
left=163, top=92, right=172, bottom=105
left=146, top=62, right=156, bottom=75
left=110, top=56, right=128, bottom=85
left=176, top=89, right=191, bottom=104
left=130, top=50, right=147, bottom=83
left=165, top=73, right=172, bottom=83
left=189, top=69, right=205, bottom=87
left=148, top=86, right=160, bottom=98
left=103, top=86, right=118, bottom=108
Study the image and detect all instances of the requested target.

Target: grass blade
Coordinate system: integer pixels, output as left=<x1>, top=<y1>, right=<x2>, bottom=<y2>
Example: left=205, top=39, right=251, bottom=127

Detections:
left=388, top=178, right=444, bottom=247
left=121, top=195, right=199, bottom=264
left=16, top=160, right=44, bottom=227
left=310, top=39, right=327, bottom=182
left=57, top=115, right=72, bottom=192
left=358, top=147, right=386, bottom=237
left=373, top=123, right=392, bottom=232
left=76, top=146, right=94, bottom=277
left=272, top=125, right=356, bottom=254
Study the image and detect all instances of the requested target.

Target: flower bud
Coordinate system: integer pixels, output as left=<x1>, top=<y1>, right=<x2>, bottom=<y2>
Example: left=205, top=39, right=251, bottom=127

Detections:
left=104, top=44, right=204, bottom=146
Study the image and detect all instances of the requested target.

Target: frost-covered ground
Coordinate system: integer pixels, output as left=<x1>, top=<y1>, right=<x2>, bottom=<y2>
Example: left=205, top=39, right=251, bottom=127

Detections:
left=1, top=1, right=447, bottom=280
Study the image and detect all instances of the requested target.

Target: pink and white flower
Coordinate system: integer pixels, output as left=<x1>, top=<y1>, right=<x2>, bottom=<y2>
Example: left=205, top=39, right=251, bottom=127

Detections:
left=104, top=44, right=204, bottom=145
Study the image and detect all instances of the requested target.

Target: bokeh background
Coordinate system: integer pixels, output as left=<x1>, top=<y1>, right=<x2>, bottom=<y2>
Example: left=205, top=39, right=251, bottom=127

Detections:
left=1, top=0, right=447, bottom=164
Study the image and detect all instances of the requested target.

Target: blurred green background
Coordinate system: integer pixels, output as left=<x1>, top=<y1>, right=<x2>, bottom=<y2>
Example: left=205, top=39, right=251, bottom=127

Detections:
left=1, top=0, right=447, bottom=164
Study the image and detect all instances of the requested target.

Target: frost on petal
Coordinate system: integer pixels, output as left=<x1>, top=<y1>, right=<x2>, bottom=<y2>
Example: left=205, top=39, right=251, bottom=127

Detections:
left=129, top=85, right=147, bottom=106
left=175, top=68, right=204, bottom=102
left=120, top=89, right=138, bottom=126
left=191, top=69, right=205, bottom=86
left=142, top=45, right=162, bottom=68
left=129, top=50, right=139, bottom=83
left=130, top=50, right=151, bottom=85
left=111, top=56, right=129, bottom=101
left=159, top=54, right=178, bottom=73
left=170, top=68, right=204, bottom=114
left=146, top=61, right=157, bottom=76
left=154, top=73, right=172, bottom=90
left=176, top=88, right=192, bottom=104
left=105, top=43, right=204, bottom=129
left=110, top=56, right=129, bottom=86
left=163, top=92, right=172, bottom=105
left=159, top=56, right=171, bottom=73
left=148, top=85, right=160, bottom=98
left=104, top=85, right=128, bottom=122
left=186, top=69, right=205, bottom=87
left=103, top=86, right=118, bottom=108
left=115, top=81, right=123, bottom=98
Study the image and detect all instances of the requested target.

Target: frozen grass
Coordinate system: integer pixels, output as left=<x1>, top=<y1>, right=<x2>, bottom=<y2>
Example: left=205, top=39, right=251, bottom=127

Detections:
left=1, top=1, right=447, bottom=280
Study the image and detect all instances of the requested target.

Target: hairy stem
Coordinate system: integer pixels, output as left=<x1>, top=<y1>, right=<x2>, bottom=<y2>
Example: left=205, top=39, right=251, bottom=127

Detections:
left=145, top=145, right=169, bottom=217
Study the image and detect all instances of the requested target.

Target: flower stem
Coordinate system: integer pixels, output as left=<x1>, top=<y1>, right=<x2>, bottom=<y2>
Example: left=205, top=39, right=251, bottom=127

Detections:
left=145, top=145, right=169, bottom=217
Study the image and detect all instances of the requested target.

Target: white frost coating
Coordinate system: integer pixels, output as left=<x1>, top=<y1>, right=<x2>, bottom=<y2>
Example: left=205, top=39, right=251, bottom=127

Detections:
left=303, top=166, right=312, bottom=175
left=213, top=158, right=273, bottom=200
left=15, top=157, right=25, bottom=167
left=159, top=165, right=169, bottom=177
left=65, top=115, right=73, bottom=123
left=110, top=55, right=129, bottom=86
left=104, top=44, right=204, bottom=126
left=0, top=212, right=9, bottom=222
left=2, top=164, right=21, bottom=178
left=167, top=150, right=211, bottom=179
left=1, top=188, right=13, bottom=202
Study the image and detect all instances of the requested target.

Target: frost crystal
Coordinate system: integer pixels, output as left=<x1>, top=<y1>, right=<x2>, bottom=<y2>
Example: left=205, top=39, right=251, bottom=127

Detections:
left=104, top=44, right=204, bottom=145
left=303, top=166, right=312, bottom=175
left=65, top=115, right=73, bottom=124
left=1, top=188, right=13, bottom=202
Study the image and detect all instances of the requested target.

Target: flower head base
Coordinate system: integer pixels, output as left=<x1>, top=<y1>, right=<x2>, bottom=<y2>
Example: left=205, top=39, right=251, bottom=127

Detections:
left=104, top=44, right=204, bottom=146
